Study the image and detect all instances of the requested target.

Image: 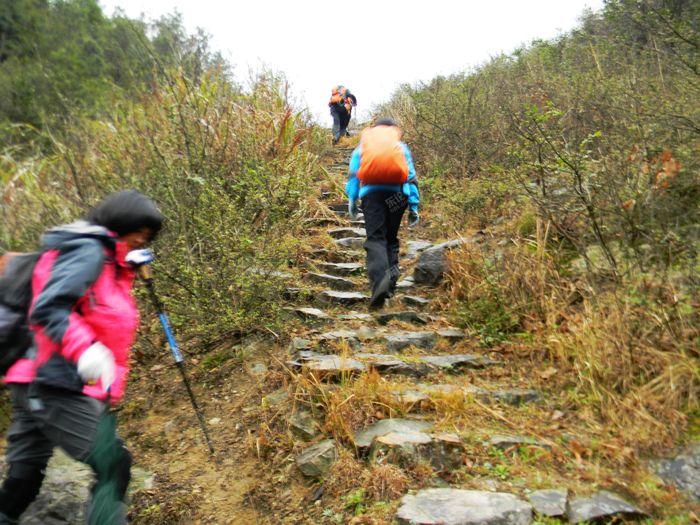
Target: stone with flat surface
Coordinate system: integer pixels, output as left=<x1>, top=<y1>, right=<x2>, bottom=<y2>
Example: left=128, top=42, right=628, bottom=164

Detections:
left=567, top=491, right=647, bottom=523
left=317, top=290, right=368, bottom=306
left=353, top=418, right=433, bottom=449
left=296, top=440, right=337, bottom=477
left=304, top=272, right=356, bottom=290
left=335, top=237, right=365, bottom=249
left=528, top=489, right=567, bottom=518
left=385, top=331, right=437, bottom=352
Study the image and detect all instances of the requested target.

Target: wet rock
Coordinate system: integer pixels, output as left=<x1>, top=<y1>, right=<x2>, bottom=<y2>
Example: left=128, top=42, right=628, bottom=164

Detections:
left=335, top=237, right=365, bottom=249
left=296, top=440, right=337, bottom=477
left=488, top=435, right=551, bottom=450
left=567, top=491, right=647, bottom=523
left=353, top=418, right=433, bottom=449
left=655, top=442, right=700, bottom=501
left=437, top=328, right=466, bottom=340
left=304, top=272, right=356, bottom=291
left=294, top=307, right=331, bottom=320
left=376, top=311, right=429, bottom=326
left=418, top=354, right=497, bottom=370
left=405, top=240, right=433, bottom=259
left=370, top=431, right=464, bottom=471
left=396, top=488, right=532, bottom=525
left=289, top=410, right=320, bottom=441
left=481, top=389, right=541, bottom=406
left=402, top=295, right=430, bottom=307
left=316, top=261, right=364, bottom=276
left=385, top=331, right=437, bottom=352
left=413, top=239, right=467, bottom=285
left=328, top=227, right=366, bottom=238
left=528, top=489, right=567, bottom=518
left=337, top=311, right=373, bottom=321
left=355, top=353, right=420, bottom=376
left=318, top=290, right=368, bottom=306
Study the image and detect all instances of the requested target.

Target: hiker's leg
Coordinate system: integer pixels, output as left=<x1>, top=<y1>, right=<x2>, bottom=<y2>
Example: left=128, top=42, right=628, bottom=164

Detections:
left=384, top=193, right=408, bottom=294
left=362, top=192, right=392, bottom=306
left=0, top=384, right=52, bottom=523
left=331, top=108, right=341, bottom=143
left=340, top=109, right=350, bottom=136
left=34, top=386, right=130, bottom=525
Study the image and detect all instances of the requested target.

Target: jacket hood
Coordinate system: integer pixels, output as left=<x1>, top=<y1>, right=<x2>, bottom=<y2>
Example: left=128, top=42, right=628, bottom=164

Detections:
left=41, top=220, right=116, bottom=251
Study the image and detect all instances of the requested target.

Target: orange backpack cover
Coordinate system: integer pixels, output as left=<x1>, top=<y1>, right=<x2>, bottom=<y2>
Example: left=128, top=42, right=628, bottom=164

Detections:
left=357, top=126, right=409, bottom=185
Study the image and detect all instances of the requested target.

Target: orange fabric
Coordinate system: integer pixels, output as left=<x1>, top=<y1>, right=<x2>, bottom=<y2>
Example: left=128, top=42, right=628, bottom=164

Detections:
left=329, top=93, right=343, bottom=105
left=357, top=126, right=409, bottom=185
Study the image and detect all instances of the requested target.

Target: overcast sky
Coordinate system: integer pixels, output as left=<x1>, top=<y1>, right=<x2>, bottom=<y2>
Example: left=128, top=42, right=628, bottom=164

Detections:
left=99, top=0, right=604, bottom=123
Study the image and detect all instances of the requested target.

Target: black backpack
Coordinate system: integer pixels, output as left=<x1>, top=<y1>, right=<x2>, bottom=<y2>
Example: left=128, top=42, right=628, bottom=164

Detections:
left=0, top=252, right=40, bottom=375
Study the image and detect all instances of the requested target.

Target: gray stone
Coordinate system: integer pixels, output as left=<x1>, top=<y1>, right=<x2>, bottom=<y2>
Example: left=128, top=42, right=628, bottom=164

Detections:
left=337, top=311, right=373, bottom=321
left=356, top=325, right=379, bottom=341
left=385, top=331, right=437, bottom=352
left=376, top=311, right=429, bottom=326
left=528, top=489, right=567, bottom=518
left=317, top=329, right=360, bottom=348
left=402, top=295, right=430, bottom=307
left=483, top=389, right=540, bottom=406
left=328, top=227, right=366, bottom=238
left=418, top=354, right=497, bottom=370
left=289, top=410, right=320, bottom=441
left=355, top=353, right=420, bottom=375
left=249, top=362, right=268, bottom=376
left=289, top=337, right=313, bottom=351
left=294, top=307, right=331, bottom=320
left=396, top=279, right=415, bottom=289
left=488, top=435, right=551, bottom=450
left=318, top=290, right=368, bottom=306
left=567, top=491, right=647, bottom=523
left=298, top=354, right=366, bottom=375
left=263, top=388, right=289, bottom=406
left=414, top=239, right=468, bottom=285
left=396, top=488, right=532, bottom=525
left=437, top=328, right=467, bottom=340
left=406, top=240, right=433, bottom=259
left=316, top=261, right=364, bottom=276
left=335, top=237, right=365, bottom=249
left=353, top=418, right=433, bottom=449
left=304, top=272, right=356, bottom=291
left=370, top=431, right=464, bottom=471
left=296, top=439, right=337, bottom=477
left=655, top=442, right=700, bottom=501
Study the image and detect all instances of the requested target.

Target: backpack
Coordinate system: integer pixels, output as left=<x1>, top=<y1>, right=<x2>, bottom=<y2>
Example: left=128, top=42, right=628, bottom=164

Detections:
left=357, top=125, right=409, bottom=185
left=0, top=252, right=40, bottom=375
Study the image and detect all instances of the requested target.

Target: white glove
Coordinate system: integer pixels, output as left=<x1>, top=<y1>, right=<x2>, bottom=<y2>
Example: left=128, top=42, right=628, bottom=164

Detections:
left=348, top=201, right=358, bottom=220
left=77, top=342, right=116, bottom=392
left=125, top=248, right=155, bottom=267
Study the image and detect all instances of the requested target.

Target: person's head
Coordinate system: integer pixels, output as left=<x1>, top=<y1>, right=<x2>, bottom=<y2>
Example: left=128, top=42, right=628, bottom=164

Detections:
left=374, top=117, right=398, bottom=128
left=86, top=190, right=164, bottom=250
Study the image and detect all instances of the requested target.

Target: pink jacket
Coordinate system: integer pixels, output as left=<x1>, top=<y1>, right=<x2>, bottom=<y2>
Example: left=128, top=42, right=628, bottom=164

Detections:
left=5, top=222, right=139, bottom=403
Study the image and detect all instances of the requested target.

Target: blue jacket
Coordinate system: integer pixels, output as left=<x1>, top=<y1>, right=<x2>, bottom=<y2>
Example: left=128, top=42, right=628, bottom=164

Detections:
left=345, top=142, right=419, bottom=212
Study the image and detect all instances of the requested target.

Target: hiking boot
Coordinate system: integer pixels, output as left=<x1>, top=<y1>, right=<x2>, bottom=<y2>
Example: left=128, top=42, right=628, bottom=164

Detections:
left=369, top=272, right=392, bottom=310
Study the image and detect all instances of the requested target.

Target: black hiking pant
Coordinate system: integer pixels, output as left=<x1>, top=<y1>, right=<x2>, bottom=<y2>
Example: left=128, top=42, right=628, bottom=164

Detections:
left=0, top=383, right=131, bottom=524
left=362, top=191, right=408, bottom=301
left=330, top=105, right=349, bottom=142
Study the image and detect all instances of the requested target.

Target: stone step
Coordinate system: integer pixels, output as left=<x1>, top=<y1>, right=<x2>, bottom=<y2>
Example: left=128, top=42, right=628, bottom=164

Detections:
left=393, top=384, right=539, bottom=407
left=404, top=239, right=433, bottom=259
left=316, top=329, right=361, bottom=348
left=317, top=290, right=368, bottom=306
left=354, top=353, right=497, bottom=377
left=396, top=489, right=532, bottom=525
left=337, top=311, right=373, bottom=321
left=402, top=295, right=430, bottom=307
left=384, top=331, right=437, bottom=352
left=370, top=430, right=464, bottom=471
left=327, top=227, right=366, bottom=238
left=375, top=311, right=429, bottom=326
left=353, top=418, right=432, bottom=449
left=288, top=352, right=366, bottom=377
left=304, top=272, right=356, bottom=291
left=314, top=261, right=364, bottom=276
left=292, top=307, right=332, bottom=321
left=310, top=248, right=363, bottom=263
left=334, top=237, right=365, bottom=249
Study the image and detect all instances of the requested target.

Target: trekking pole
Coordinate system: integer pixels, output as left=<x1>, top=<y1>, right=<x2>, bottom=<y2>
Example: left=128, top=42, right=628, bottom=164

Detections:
left=134, top=257, right=215, bottom=455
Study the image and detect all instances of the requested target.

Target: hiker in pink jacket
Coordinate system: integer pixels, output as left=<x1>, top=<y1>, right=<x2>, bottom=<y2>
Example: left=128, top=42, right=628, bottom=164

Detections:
left=0, top=190, right=163, bottom=525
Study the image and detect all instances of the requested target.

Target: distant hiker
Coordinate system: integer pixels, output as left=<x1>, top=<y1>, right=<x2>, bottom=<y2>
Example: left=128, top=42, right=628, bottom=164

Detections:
left=329, top=85, right=356, bottom=144
left=346, top=118, right=420, bottom=309
left=0, top=190, right=164, bottom=525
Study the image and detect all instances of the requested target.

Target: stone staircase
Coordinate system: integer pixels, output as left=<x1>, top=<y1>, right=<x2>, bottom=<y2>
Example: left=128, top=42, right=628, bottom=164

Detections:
left=281, top=145, right=660, bottom=524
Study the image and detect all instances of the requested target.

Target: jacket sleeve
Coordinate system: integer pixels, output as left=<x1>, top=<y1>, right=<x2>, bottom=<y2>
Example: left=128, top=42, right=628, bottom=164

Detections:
left=402, top=143, right=420, bottom=211
left=345, top=147, right=361, bottom=203
left=30, top=239, right=105, bottom=362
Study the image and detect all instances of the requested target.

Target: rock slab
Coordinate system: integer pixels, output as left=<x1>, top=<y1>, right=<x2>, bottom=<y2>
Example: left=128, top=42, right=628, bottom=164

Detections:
left=296, top=440, right=337, bottom=477
left=396, top=488, right=532, bottom=525
left=567, top=491, right=647, bottom=523
left=385, top=331, right=437, bottom=352
left=413, top=239, right=466, bottom=285
left=353, top=418, right=433, bottom=449
left=655, top=441, right=700, bottom=501
left=528, top=489, right=567, bottom=518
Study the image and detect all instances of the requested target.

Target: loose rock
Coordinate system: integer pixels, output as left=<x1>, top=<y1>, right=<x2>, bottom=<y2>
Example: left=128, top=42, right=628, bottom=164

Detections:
left=296, top=440, right=337, bottom=477
left=370, top=431, right=464, bottom=471
left=385, top=331, right=437, bottom=352
left=289, top=410, right=320, bottom=441
left=294, top=307, right=331, bottom=320
left=405, top=240, right=433, bottom=259
left=413, top=239, right=469, bottom=285
left=396, top=488, right=532, bottom=525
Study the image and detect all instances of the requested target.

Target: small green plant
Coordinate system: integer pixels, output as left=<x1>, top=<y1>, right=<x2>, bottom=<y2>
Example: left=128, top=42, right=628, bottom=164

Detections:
left=344, top=488, right=367, bottom=516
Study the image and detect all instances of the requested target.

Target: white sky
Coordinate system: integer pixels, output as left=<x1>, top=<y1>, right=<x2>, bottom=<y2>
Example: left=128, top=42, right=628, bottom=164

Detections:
left=99, top=0, right=604, bottom=123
